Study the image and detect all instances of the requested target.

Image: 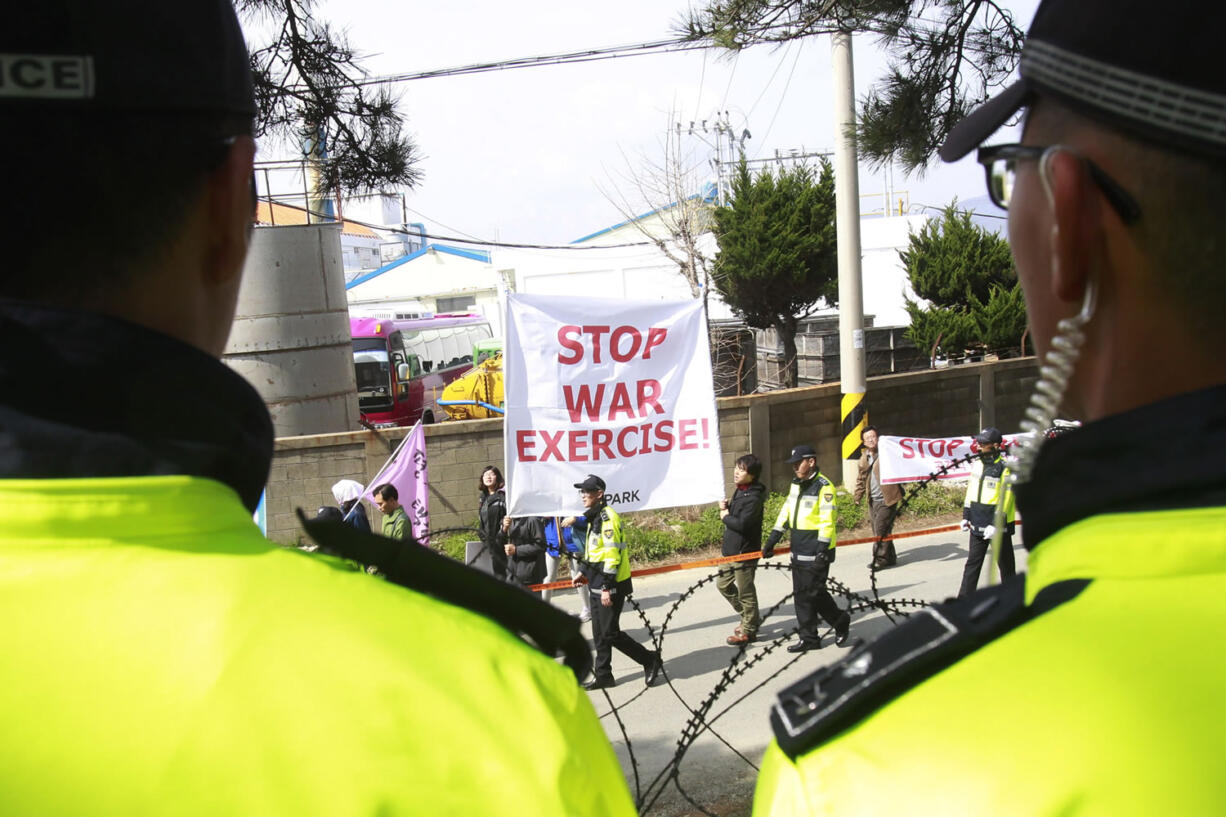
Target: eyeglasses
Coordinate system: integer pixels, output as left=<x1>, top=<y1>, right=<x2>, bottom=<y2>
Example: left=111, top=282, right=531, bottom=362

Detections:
left=976, top=144, right=1142, bottom=225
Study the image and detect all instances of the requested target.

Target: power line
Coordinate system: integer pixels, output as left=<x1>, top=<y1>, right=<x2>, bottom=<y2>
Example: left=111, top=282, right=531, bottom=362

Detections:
left=258, top=196, right=654, bottom=251
left=334, top=38, right=708, bottom=90
left=285, top=12, right=1018, bottom=93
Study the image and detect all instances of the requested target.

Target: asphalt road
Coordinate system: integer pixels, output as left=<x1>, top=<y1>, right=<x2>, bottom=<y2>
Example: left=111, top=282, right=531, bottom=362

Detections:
left=553, top=526, right=1029, bottom=817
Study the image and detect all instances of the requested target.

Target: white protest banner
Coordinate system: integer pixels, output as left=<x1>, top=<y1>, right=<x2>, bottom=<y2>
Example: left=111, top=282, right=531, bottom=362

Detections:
left=878, top=432, right=1023, bottom=484
left=504, top=293, right=723, bottom=516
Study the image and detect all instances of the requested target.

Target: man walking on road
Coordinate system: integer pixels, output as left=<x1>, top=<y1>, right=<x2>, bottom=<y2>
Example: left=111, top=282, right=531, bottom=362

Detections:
left=763, top=445, right=850, bottom=653
left=853, top=426, right=903, bottom=570
left=569, top=475, right=663, bottom=690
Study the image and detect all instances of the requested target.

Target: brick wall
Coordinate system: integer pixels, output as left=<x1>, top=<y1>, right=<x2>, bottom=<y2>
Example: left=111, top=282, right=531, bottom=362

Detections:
left=264, top=357, right=1038, bottom=544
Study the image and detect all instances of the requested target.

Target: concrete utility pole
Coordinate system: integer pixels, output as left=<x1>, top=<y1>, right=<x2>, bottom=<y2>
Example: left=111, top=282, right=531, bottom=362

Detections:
left=832, top=30, right=867, bottom=488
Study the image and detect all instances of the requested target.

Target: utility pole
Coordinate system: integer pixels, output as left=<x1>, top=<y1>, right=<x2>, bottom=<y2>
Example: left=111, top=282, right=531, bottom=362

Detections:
left=676, top=112, right=750, bottom=206
left=832, top=30, right=867, bottom=488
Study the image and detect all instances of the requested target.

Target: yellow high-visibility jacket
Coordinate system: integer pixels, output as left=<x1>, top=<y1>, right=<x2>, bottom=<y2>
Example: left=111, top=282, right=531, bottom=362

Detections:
left=0, top=475, right=636, bottom=817
left=581, top=504, right=631, bottom=590
left=753, top=387, right=1226, bottom=815
left=768, top=474, right=838, bottom=557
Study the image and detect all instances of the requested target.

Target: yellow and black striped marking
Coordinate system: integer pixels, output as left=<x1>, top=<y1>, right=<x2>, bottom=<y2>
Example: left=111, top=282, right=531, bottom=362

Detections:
left=841, top=391, right=866, bottom=461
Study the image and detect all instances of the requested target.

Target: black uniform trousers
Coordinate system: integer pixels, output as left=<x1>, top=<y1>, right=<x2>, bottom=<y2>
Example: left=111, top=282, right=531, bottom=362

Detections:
left=591, top=584, right=654, bottom=682
left=958, top=530, right=1017, bottom=598
left=792, top=553, right=844, bottom=645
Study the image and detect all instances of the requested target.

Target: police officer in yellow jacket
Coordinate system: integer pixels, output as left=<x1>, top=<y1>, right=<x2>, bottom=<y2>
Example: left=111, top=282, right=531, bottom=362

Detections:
left=0, top=5, right=635, bottom=814
left=763, top=446, right=850, bottom=652
left=958, top=427, right=1018, bottom=597
left=753, top=1, right=1226, bottom=813
left=569, top=474, right=663, bottom=690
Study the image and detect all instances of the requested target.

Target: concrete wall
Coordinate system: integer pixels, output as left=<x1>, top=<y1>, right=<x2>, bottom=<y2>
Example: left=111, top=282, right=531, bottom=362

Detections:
left=264, top=357, right=1038, bottom=544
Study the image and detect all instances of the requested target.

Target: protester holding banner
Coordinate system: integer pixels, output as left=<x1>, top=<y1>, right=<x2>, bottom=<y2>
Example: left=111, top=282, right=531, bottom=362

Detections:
left=853, top=427, right=903, bottom=570
left=764, top=445, right=851, bottom=653
left=568, top=475, right=663, bottom=690
left=958, top=427, right=1017, bottom=598
left=478, top=465, right=509, bottom=580
left=718, top=453, right=767, bottom=645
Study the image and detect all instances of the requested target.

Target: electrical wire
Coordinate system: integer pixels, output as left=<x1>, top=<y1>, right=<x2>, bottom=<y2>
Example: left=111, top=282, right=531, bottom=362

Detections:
left=258, top=196, right=653, bottom=250
left=751, top=38, right=806, bottom=159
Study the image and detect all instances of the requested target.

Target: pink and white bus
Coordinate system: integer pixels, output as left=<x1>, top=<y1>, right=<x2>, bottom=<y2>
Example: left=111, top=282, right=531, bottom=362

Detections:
left=350, top=313, right=494, bottom=427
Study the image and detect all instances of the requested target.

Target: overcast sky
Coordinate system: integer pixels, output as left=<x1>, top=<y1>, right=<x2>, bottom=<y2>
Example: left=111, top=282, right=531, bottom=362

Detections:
left=275, top=0, right=1041, bottom=246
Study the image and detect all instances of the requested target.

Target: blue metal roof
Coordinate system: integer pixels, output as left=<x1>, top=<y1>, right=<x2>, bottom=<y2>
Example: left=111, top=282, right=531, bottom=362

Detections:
left=570, top=182, right=718, bottom=245
left=345, top=243, right=493, bottom=290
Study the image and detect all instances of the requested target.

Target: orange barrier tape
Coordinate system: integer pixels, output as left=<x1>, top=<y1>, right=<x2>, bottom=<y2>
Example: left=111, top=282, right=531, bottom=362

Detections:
left=525, top=519, right=1020, bottom=593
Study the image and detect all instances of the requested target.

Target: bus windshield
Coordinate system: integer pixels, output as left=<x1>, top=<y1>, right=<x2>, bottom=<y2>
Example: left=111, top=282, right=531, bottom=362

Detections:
left=352, top=338, right=392, bottom=413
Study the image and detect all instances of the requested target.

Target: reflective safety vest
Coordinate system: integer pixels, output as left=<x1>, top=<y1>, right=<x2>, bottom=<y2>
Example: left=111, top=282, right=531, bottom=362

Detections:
left=962, top=452, right=1017, bottom=530
left=0, top=475, right=636, bottom=816
left=583, top=504, right=631, bottom=587
left=770, top=473, right=838, bottom=556
left=752, top=503, right=1226, bottom=816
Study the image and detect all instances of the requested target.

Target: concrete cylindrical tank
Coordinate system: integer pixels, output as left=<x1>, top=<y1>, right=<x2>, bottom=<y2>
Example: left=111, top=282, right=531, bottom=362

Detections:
left=223, top=223, right=359, bottom=437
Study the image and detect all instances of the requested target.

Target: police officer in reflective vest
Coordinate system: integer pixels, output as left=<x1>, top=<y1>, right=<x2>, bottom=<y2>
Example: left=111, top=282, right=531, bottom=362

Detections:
left=763, top=445, right=850, bottom=652
left=569, top=474, right=663, bottom=690
left=754, top=1, right=1226, bottom=813
left=0, top=4, right=636, bottom=813
left=958, top=426, right=1018, bottom=597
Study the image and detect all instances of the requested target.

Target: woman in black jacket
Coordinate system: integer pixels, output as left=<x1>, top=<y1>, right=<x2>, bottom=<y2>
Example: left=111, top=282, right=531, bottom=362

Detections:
left=477, top=466, right=508, bottom=580
left=717, top=453, right=767, bottom=644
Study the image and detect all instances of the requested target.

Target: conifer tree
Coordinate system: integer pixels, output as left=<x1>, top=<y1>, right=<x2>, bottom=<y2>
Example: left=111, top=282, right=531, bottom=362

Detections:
left=901, top=203, right=1027, bottom=360
left=712, top=160, right=838, bottom=387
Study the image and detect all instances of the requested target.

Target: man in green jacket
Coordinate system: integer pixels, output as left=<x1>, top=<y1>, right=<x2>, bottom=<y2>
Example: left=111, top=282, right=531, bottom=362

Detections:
left=0, top=4, right=634, bottom=814
left=375, top=482, right=412, bottom=542
left=754, top=0, right=1226, bottom=814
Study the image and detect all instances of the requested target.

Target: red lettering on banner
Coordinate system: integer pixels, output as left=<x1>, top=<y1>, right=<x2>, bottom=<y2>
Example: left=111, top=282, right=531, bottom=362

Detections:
left=654, top=420, right=675, bottom=451
left=900, top=438, right=916, bottom=458
left=608, top=383, right=635, bottom=420
left=616, top=426, right=637, bottom=458
left=516, top=430, right=537, bottom=462
left=568, top=429, right=589, bottom=462
left=553, top=325, right=670, bottom=364
left=583, top=325, right=611, bottom=363
left=515, top=419, right=716, bottom=462
left=643, top=327, right=668, bottom=358
left=563, top=379, right=665, bottom=420
left=557, top=325, right=583, bottom=364
left=563, top=384, right=605, bottom=421
left=636, top=379, right=663, bottom=416
left=679, top=418, right=699, bottom=450
left=592, top=429, right=614, bottom=460
left=539, top=430, right=565, bottom=462
left=609, top=326, right=642, bottom=362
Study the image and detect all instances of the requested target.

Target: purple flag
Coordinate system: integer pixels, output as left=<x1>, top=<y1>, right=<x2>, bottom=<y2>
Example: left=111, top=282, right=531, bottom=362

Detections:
left=364, top=420, right=430, bottom=545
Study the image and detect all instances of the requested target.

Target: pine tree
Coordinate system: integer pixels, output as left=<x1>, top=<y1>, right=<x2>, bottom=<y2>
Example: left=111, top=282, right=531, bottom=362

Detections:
left=712, top=160, right=838, bottom=387
left=901, top=203, right=1027, bottom=361
left=680, top=1, right=1024, bottom=171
